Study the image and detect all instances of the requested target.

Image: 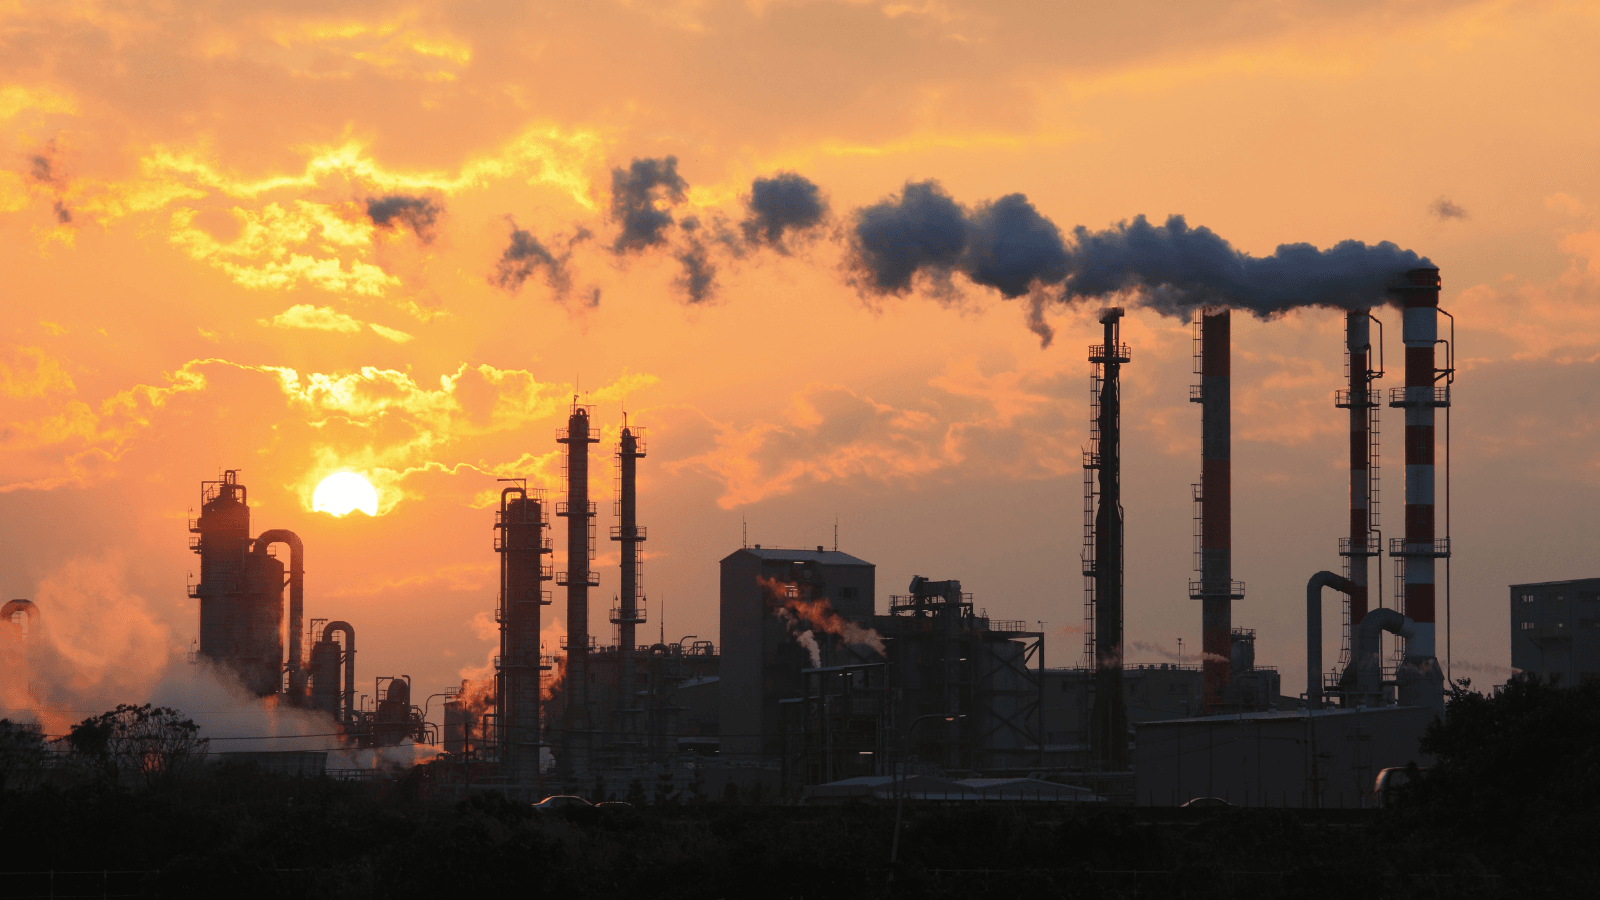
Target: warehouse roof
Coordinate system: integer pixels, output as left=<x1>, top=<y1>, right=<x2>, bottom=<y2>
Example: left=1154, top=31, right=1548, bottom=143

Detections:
left=721, top=546, right=873, bottom=567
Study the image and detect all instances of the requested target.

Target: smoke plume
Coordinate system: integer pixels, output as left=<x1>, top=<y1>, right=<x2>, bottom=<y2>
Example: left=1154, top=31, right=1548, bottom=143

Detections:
left=1430, top=197, right=1469, bottom=221
left=366, top=194, right=442, bottom=242
left=847, top=179, right=1430, bottom=346
left=743, top=172, right=828, bottom=248
left=760, top=576, right=887, bottom=659
left=1129, top=639, right=1225, bottom=664
left=676, top=218, right=717, bottom=303
left=492, top=219, right=583, bottom=300
left=611, top=156, right=688, bottom=252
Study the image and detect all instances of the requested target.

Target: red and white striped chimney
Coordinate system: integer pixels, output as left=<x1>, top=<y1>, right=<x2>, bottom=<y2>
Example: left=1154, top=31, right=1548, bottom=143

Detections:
left=1390, top=267, right=1446, bottom=706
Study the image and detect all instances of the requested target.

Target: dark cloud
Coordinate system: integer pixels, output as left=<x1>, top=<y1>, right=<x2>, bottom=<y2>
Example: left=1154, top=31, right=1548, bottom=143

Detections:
left=964, top=193, right=1070, bottom=297
left=849, top=182, right=1067, bottom=299
left=1431, top=197, right=1469, bottom=220
left=742, top=172, right=827, bottom=248
left=848, top=180, right=1429, bottom=348
left=52, top=201, right=71, bottom=224
left=1062, top=214, right=1431, bottom=318
left=610, top=156, right=687, bottom=253
left=491, top=219, right=578, bottom=297
left=676, top=238, right=717, bottom=304
left=29, top=154, right=56, bottom=184
left=365, top=194, right=442, bottom=242
left=850, top=180, right=968, bottom=293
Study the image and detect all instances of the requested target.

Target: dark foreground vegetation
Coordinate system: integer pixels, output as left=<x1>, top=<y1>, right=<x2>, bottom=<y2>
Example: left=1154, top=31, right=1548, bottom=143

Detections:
left=2, top=676, right=1597, bottom=899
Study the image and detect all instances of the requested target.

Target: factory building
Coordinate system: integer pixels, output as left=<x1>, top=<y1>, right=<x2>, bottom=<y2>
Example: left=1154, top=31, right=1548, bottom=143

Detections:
left=1511, top=578, right=1600, bottom=684
left=719, top=546, right=876, bottom=763
left=1134, top=706, right=1435, bottom=807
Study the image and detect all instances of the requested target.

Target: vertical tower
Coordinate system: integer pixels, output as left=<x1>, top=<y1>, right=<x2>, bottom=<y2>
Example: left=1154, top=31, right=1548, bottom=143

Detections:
left=192, top=471, right=283, bottom=697
left=1389, top=268, right=1448, bottom=711
left=1337, top=311, right=1383, bottom=699
left=1189, top=309, right=1244, bottom=712
left=495, top=484, right=551, bottom=783
left=610, top=420, right=648, bottom=757
left=556, top=399, right=600, bottom=774
left=1085, top=308, right=1129, bottom=769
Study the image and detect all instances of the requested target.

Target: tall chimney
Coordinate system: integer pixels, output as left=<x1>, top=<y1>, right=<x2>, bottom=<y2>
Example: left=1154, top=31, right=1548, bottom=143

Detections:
left=1086, top=307, right=1129, bottom=769
left=1339, top=311, right=1381, bottom=699
left=1191, top=309, right=1242, bottom=712
left=610, top=418, right=648, bottom=760
left=1389, top=267, right=1447, bottom=711
left=557, top=399, right=600, bottom=774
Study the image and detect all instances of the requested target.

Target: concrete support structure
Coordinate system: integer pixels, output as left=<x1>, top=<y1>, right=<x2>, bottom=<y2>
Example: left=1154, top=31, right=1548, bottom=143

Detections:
left=495, top=485, right=550, bottom=784
left=1086, top=308, right=1129, bottom=769
left=1388, top=267, right=1448, bottom=712
left=556, top=401, right=600, bottom=774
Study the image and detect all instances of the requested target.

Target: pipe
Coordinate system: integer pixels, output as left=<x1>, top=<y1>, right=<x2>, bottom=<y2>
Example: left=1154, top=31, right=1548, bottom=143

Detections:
left=252, top=529, right=305, bottom=700
left=323, top=620, right=355, bottom=723
left=1340, top=608, right=1416, bottom=699
left=1306, top=572, right=1355, bottom=709
left=2, top=598, right=39, bottom=628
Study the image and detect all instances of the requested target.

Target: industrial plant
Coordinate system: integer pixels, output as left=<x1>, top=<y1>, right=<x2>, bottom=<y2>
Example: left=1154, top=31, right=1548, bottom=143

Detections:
left=2, top=265, right=1499, bottom=805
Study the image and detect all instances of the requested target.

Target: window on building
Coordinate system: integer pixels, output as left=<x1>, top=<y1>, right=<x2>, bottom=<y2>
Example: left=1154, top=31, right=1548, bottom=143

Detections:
left=840, top=587, right=856, bottom=599
left=1521, top=594, right=1536, bottom=603
left=1520, top=622, right=1536, bottom=630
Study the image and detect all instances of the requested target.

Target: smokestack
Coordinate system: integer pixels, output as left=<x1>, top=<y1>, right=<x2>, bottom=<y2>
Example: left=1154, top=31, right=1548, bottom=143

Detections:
left=556, top=399, right=600, bottom=774
left=1388, top=267, right=1448, bottom=711
left=1190, top=309, right=1242, bottom=712
left=495, top=484, right=549, bottom=784
left=1086, top=307, right=1129, bottom=769
left=1337, top=310, right=1382, bottom=701
left=610, top=420, right=648, bottom=750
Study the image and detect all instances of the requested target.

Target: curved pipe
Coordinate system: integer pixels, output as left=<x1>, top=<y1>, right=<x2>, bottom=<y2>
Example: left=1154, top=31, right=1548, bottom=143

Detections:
left=1307, top=571, right=1355, bottom=709
left=323, top=620, right=355, bottom=723
left=1341, top=608, right=1416, bottom=700
left=253, top=530, right=305, bottom=699
left=2, top=599, right=39, bottom=630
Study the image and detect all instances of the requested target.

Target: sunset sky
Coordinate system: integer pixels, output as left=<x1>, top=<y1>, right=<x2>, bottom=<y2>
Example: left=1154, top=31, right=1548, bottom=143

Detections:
left=4, top=0, right=1600, bottom=726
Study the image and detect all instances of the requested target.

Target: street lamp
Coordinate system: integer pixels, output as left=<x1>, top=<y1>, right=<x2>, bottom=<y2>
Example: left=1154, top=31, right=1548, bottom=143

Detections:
left=890, top=712, right=966, bottom=868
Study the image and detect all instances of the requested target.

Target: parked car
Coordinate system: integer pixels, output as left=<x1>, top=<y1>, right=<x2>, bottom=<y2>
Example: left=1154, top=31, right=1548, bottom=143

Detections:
left=533, top=795, right=593, bottom=810
left=1178, top=797, right=1235, bottom=809
left=595, top=801, right=634, bottom=809
left=1372, top=766, right=1427, bottom=808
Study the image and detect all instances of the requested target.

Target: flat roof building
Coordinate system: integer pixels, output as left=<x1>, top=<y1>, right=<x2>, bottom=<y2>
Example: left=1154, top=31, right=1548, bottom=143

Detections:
left=1510, top=577, right=1600, bottom=685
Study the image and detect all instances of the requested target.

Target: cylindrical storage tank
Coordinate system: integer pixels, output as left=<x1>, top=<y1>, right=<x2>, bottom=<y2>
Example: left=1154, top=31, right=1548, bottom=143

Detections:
left=308, top=639, right=342, bottom=718
left=443, top=699, right=468, bottom=754
left=239, top=553, right=286, bottom=696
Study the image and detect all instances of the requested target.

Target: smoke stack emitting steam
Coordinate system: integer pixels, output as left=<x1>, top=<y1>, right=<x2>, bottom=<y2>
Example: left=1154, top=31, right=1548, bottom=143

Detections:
left=759, top=576, right=886, bottom=667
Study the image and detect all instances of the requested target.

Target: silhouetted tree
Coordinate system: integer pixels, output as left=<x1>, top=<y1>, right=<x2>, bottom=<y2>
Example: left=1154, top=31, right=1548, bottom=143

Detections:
left=0, top=719, right=49, bottom=791
left=66, top=704, right=209, bottom=788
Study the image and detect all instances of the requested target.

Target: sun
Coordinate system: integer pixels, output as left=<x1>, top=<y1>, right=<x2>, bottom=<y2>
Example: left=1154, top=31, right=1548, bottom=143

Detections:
left=313, top=472, right=379, bottom=517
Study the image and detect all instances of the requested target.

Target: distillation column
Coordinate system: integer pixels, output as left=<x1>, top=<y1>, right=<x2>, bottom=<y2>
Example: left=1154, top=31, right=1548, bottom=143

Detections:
left=1389, top=267, right=1448, bottom=712
left=496, top=485, right=550, bottom=784
left=556, top=400, right=600, bottom=775
left=1087, top=308, right=1129, bottom=769
left=610, top=421, right=648, bottom=762
left=1190, top=309, right=1244, bottom=713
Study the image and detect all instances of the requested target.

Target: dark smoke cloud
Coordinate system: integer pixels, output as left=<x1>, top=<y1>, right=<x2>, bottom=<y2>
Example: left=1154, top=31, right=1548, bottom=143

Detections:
left=849, top=181, right=1067, bottom=299
left=1431, top=197, right=1468, bottom=220
left=52, top=201, right=70, bottom=224
left=611, top=156, right=687, bottom=253
left=851, top=181, right=967, bottom=293
left=676, top=217, right=717, bottom=303
left=365, top=194, right=442, bottom=242
left=848, top=180, right=1429, bottom=346
left=29, top=154, right=57, bottom=184
left=491, top=219, right=580, bottom=299
left=742, top=172, right=828, bottom=248
left=1062, top=214, right=1431, bottom=318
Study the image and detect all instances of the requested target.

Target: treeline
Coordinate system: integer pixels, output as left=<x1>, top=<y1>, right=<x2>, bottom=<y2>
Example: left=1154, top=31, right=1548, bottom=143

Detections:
left=0, top=676, right=1596, bottom=898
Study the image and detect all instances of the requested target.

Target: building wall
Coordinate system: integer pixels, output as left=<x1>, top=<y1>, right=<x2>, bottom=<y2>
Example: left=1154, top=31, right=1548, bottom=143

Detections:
left=1511, top=578, right=1600, bottom=684
left=1043, top=666, right=1205, bottom=745
left=718, top=547, right=876, bottom=763
left=1133, top=706, right=1434, bottom=807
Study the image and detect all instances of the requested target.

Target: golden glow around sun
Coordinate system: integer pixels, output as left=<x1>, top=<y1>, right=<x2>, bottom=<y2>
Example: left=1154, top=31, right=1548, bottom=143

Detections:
left=312, top=471, right=380, bottom=517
